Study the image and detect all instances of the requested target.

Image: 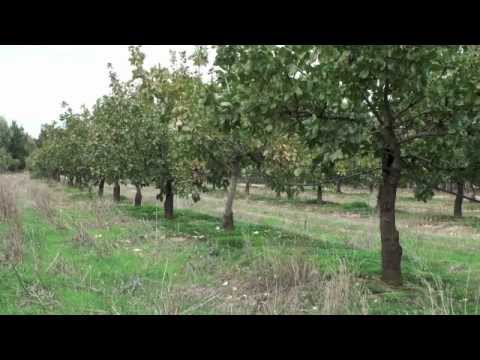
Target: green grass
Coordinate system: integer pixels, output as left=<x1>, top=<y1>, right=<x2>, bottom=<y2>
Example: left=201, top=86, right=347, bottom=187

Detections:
left=1, top=178, right=480, bottom=314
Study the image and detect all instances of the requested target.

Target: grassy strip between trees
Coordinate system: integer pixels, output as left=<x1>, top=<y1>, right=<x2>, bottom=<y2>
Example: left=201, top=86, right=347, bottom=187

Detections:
left=1, top=181, right=479, bottom=314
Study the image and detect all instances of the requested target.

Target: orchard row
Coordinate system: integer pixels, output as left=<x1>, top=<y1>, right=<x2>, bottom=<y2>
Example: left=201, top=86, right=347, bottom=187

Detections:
left=28, top=46, right=480, bottom=285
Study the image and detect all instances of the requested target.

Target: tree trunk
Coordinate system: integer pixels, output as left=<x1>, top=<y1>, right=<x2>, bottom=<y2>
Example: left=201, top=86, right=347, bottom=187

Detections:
left=68, top=177, right=74, bottom=186
left=113, top=180, right=121, bottom=202
left=454, top=181, right=464, bottom=217
left=212, top=183, right=216, bottom=191
left=164, top=179, right=174, bottom=219
left=98, top=178, right=105, bottom=197
left=286, top=187, right=294, bottom=200
left=53, top=170, right=60, bottom=182
left=378, top=126, right=403, bottom=286
left=245, top=180, right=250, bottom=195
left=223, top=159, right=241, bottom=231
left=336, top=180, right=342, bottom=193
left=369, top=183, right=374, bottom=194
left=134, top=185, right=142, bottom=207
left=317, top=184, right=323, bottom=204
left=276, top=191, right=281, bottom=199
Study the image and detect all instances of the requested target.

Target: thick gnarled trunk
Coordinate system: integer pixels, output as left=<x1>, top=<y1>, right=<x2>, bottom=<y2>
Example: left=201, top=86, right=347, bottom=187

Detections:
left=223, top=159, right=241, bottom=231
left=164, top=179, right=174, bottom=219
left=379, top=127, right=403, bottom=286
left=134, top=185, right=142, bottom=207
left=113, top=180, right=121, bottom=202
left=454, top=181, right=464, bottom=217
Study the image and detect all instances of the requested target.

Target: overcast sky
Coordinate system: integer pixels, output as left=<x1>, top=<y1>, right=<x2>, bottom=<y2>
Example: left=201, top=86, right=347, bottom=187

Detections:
left=0, top=45, right=210, bottom=138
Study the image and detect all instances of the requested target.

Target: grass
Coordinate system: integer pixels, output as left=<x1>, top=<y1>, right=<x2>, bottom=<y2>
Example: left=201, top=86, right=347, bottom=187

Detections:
left=1, top=174, right=479, bottom=314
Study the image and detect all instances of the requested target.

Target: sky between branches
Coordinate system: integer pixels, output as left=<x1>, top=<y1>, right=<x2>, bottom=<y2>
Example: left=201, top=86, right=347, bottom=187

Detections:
left=0, top=45, right=213, bottom=138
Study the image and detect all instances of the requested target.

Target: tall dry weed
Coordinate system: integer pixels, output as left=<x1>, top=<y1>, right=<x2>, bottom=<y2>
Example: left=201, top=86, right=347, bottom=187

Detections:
left=0, top=176, right=24, bottom=263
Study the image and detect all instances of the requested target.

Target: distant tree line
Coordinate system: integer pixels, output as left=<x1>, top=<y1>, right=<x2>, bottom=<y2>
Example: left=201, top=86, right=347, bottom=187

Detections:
left=0, top=116, right=35, bottom=172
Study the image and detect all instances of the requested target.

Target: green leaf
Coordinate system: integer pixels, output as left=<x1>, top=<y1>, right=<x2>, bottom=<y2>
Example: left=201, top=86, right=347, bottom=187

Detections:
left=359, top=69, right=369, bottom=79
left=330, top=149, right=343, bottom=161
left=288, top=64, right=297, bottom=76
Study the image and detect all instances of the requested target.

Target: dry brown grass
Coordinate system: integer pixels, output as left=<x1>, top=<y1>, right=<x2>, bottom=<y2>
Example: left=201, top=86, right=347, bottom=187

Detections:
left=319, top=260, right=369, bottom=315
left=418, top=277, right=457, bottom=315
left=72, top=222, right=96, bottom=248
left=0, top=175, right=24, bottom=264
left=28, top=183, right=58, bottom=225
left=216, top=254, right=370, bottom=315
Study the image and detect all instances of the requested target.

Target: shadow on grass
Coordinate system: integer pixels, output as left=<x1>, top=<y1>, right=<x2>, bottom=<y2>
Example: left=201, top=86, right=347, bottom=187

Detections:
left=121, top=205, right=357, bottom=253
left=234, top=192, right=380, bottom=217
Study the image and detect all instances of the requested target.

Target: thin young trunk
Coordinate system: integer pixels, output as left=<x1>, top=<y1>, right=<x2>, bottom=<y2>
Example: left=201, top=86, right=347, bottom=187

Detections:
left=286, top=187, right=294, bottom=200
left=369, top=183, right=374, bottom=194
left=276, top=191, right=281, bottom=199
left=113, top=180, right=121, bottom=202
left=454, top=181, right=464, bottom=217
left=336, top=180, right=342, bottom=193
left=98, top=178, right=105, bottom=197
left=164, top=179, right=174, bottom=219
left=134, top=185, right=142, bottom=207
left=223, top=159, right=241, bottom=231
left=245, top=180, right=250, bottom=195
left=53, top=170, right=60, bottom=182
left=379, top=125, right=403, bottom=286
left=68, top=177, right=74, bottom=186
left=317, top=184, right=323, bottom=204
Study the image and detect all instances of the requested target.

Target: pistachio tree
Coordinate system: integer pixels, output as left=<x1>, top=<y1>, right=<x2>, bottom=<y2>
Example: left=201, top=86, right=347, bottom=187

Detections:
left=211, top=45, right=476, bottom=285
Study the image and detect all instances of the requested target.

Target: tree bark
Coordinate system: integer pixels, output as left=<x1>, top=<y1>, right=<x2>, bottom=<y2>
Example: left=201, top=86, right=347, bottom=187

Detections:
left=245, top=180, right=250, bottom=195
left=113, top=180, right=121, bottom=202
left=164, top=179, right=174, bottom=219
left=454, top=181, right=464, bottom=217
left=369, top=183, right=374, bottom=194
left=53, top=170, right=60, bottom=182
left=378, top=123, right=403, bottom=286
left=68, top=177, right=74, bottom=186
left=276, top=191, right=281, bottom=199
left=98, top=178, right=105, bottom=197
left=336, top=180, right=342, bottom=193
left=223, top=159, right=241, bottom=231
left=317, top=184, right=324, bottom=204
left=286, top=187, right=294, bottom=200
left=134, top=185, right=142, bottom=207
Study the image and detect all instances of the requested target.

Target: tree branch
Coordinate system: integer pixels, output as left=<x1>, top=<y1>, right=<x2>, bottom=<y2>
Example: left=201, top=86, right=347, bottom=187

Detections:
left=434, top=187, right=480, bottom=203
left=363, top=95, right=383, bottom=125
left=399, top=129, right=452, bottom=144
left=396, top=96, right=424, bottom=119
